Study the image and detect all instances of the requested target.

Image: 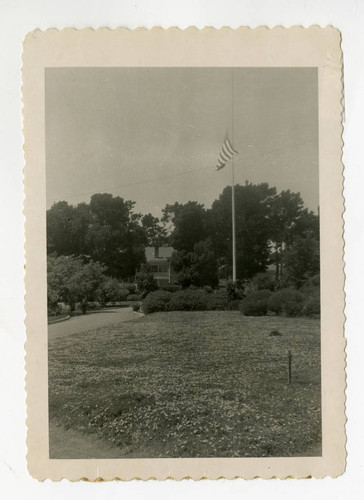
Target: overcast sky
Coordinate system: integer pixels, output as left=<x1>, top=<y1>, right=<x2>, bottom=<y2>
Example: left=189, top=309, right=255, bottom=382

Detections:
left=45, top=67, right=318, bottom=217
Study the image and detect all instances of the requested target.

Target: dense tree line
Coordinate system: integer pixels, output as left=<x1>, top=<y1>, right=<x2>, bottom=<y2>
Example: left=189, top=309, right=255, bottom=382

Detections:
left=47, top=194, right=148, bottom=280
left=47, top=183, right=319, bottom=291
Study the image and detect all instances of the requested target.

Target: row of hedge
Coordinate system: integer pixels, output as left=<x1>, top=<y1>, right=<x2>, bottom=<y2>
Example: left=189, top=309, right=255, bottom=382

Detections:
left=142, top=289, right=241, bottom=315
left=142, top=287, right=320, bottom=318
left=239, top=288, right=320, bottom=317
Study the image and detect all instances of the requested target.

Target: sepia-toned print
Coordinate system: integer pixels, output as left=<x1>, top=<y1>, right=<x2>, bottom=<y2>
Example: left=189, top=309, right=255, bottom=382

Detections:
left=24, top=27, right=345, bottom=480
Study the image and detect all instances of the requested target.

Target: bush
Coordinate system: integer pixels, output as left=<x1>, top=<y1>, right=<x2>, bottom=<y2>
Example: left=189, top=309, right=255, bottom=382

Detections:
left=268, top=288, right=304, bottom=317
left=239, top=290, right=272, bottom=316
left=301, top=273, right=320, bottom=289
left=48, top=302, right=70, bottom=317
left=159, top=284, right=180, bottom=293
left=118, top=288, right=130, bottom=301
left=226, top=280, right=245, bottom=301
left=205, top=293, right=229, bottom=311
left=126, top=294, right=142, bottom=301
left=167, top=289, right=208, bottom=312
left=252, top=272, right=276, bottom=291
left=136, top=265, right=158, bottom=298
left=142, top=290, right=173, bottom=315
left=132, top=304, right=140, bottom=312
left=302, top=293, right=320, bottom=317
left=143, top=287, right=243, bottom=314
left=86, top=301, right=101, bottom=310
left=96, top=278, right=129, bottom=305
left=96, top=280, right=129, bottom=305
left=125, top=283, right=137, bottom=294
left=226, top=299, right=241, bottom=311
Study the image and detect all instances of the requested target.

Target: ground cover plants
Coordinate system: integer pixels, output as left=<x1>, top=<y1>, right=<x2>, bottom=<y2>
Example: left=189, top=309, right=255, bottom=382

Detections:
left=49, top=311, right=321, bottom=458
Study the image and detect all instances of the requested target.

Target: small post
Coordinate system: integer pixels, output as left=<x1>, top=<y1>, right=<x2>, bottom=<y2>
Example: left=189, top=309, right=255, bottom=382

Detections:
left=288, top=350, right=292, bottom=384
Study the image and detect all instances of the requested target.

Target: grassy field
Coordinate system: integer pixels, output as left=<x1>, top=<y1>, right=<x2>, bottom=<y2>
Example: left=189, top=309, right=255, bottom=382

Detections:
left=48, top=311, right=321, bottom=458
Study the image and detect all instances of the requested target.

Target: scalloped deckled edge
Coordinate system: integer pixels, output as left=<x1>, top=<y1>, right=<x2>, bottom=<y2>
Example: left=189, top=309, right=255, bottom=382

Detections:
left=23, top=26, right=346, bottom=481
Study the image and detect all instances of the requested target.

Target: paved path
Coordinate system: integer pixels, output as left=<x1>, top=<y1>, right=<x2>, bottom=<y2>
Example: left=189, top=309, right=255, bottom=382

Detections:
left=48, top=307, right=138, bottom=340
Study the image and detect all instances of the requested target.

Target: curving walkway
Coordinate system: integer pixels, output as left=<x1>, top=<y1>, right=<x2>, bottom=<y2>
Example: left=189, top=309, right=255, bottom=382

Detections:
left=48, top=307, right=138, bottom=341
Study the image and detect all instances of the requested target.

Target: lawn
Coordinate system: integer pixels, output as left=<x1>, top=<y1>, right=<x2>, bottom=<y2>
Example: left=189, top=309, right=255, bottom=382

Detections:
left=48, top=311, right=321, bottom=458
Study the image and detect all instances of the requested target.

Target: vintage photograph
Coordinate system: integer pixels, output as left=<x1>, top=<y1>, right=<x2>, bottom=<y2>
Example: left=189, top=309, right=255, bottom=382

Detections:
left=23, top=27, right=345, bottom=480
left=45, top=67, right=321, bottom=459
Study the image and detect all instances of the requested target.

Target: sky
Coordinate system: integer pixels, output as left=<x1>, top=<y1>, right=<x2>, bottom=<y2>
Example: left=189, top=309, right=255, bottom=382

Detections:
left=45, top=67, right=318, bottom=217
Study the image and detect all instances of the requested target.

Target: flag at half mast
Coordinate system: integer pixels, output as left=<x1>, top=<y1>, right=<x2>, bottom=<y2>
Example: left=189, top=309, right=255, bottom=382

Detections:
left=216, top=138, right=238, bottom=170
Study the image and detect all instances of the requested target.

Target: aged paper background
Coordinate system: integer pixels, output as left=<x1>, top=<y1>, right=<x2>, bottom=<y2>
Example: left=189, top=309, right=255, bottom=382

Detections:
left=23, top=26, right=344, bottom=480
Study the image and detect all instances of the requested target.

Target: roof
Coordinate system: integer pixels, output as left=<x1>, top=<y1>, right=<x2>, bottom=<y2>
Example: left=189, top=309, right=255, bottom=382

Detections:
left=145, top=246, right=174, bottom=261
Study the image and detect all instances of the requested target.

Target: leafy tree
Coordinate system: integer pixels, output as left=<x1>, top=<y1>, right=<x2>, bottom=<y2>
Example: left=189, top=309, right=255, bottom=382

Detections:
left=171, top=239, right=218, bottom=288
left=161, top=202, right=183, bottom=234
left=47, top=201, right=91, bottom=256
left=47, top=255, right=106, bottom=311
left=264, top=190, right=319, bottom=283
left=47, top=194, right=148, bottom=280
left=141, top=213, right=168, bottom=247
left=209, top=183, right=319, bottom=285
left=209, top=183, right=276, bottom=279
left=281, top=235, right=320, bottom=288
left=162, top=201, right=207, bottom=252
left=266, top=190, right=306, bottom=245
left=85, top=193, right=146, bottom=280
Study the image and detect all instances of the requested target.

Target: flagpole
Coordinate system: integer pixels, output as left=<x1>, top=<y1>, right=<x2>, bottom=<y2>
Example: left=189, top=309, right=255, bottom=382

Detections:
left=231, top=68, right=237, bottom=283
left=232, top=157, right=237, bottom=282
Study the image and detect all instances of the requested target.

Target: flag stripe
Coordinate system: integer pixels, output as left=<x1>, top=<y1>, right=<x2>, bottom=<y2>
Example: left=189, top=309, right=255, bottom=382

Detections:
left=219, top=150, right=231, bottom=163
left=222, top=143, right=234, bottom=159
left=215, top=137, right=238, bottom=170
left=225, top=138, right=238, bottom=155
left=216, top=159, right=226, bottom=170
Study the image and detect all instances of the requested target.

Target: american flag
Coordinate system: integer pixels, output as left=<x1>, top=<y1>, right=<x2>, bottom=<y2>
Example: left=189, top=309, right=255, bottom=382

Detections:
left=216, top=138, right=238, bottom=170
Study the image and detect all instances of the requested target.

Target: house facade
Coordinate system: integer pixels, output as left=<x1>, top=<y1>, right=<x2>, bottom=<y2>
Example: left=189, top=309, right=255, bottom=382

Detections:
left=145, top=246, right=175, bottom=285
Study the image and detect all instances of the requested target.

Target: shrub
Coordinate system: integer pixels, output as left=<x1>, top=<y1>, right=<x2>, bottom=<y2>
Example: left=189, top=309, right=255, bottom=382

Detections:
left=205, top=293, right=229, bottom=311
left=167, top=289, right=208, bottom=312
left=136, top=265, right=158, bottom=298
left=96, top=278, right=129, bottom=305
left=126, top=294, right=142, bottom=301
left=48, top=302, right=70, bottom=317
left=142, top=290, right=173, bottom=315
left=268, top=288, right=304, bottom=317
left=302, top=294, right=320, bottom=317
left=47, top=255, right=107, bottom=309
left=239, top=290, right=272, bottom=316
left=226, top=280, right=245, bottom=301
left=125, top=283, right=137, bottom=294
left=96, top=278, right=125, bottom=305
left=301, top=273, right=320, bottom=289
left=118, top=288, right=130, bottom=301
left=226, top=299, right=241, bottom=311
left=252, top=272, right=276, bottom=291
left=87, top=301, right=101, bottom=310
left=132, top=304, right=140, bottom=312
left=159, top=284, right=180, bottom=293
